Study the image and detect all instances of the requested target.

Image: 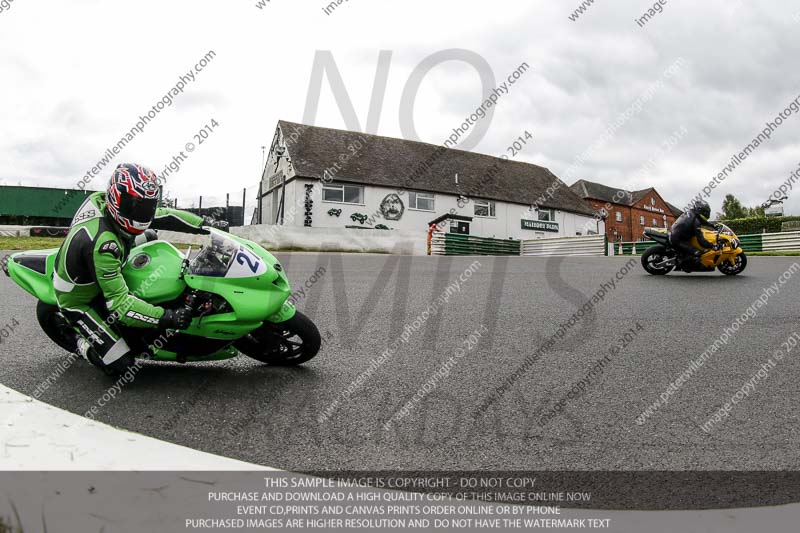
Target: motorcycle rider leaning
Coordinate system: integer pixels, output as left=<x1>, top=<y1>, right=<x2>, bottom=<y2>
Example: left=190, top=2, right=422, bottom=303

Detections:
left=54, top=163, right=208, bottom=373
left=669, top=199, right=720, bottom=268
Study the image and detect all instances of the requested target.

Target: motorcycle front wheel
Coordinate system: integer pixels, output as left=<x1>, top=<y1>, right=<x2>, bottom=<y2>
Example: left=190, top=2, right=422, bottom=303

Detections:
left=641, top=245, right=675, bottom=275
left=235, top=311, right=321, bottom=366
left=717, top=252, right=747, bottom=275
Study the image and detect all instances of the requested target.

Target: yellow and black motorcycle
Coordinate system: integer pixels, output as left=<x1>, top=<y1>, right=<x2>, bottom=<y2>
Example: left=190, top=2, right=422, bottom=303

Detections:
left=640, top=224, right=747, bottom=276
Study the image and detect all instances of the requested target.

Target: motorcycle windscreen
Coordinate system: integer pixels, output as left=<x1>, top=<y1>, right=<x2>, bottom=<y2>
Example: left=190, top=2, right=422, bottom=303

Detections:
left=189, top=233, right=267, bottom=278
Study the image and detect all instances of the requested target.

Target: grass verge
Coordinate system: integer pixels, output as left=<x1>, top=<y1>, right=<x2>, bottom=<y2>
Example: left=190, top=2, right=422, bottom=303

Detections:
left=621, top=251, right=800, bottom=257
left=748, top=251, right=800, bottom=256
left=0, top=237, right=196, bottom=252
left=0, top=236, right=64, bottom=250
left=0, top=517, right=22, bottom=533
left=0, top=237, right=387, bottom=254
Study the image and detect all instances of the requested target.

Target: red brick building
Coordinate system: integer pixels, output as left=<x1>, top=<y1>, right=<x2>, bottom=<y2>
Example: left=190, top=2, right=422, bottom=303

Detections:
left=570, top=180, right=683, bottom=242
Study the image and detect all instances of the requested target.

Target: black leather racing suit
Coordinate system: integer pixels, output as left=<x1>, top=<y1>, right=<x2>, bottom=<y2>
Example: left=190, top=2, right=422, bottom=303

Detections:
left=669, top=208, right=716, bottom=264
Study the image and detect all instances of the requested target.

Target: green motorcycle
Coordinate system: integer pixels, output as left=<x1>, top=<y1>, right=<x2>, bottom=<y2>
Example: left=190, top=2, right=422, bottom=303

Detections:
left=3, top=228, right=321, bottom=368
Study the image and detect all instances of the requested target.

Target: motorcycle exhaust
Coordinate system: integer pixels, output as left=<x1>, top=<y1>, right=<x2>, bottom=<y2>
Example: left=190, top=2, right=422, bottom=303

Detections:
left=653, top=258, right=676, bottom=268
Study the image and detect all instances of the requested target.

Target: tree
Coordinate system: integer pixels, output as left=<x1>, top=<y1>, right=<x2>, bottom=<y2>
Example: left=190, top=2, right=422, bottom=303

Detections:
left=160, top=190, right=178, bottom=209
left=719, top=194, right=748, bottom=220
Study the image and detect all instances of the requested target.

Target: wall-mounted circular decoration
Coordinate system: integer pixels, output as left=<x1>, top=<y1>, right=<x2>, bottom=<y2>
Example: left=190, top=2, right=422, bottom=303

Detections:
left=380, top=193, right=405, bottom=221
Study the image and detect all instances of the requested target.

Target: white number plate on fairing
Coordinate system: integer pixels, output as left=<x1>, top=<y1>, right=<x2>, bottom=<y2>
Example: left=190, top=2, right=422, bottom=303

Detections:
left=226, top=245, right=268, bottom=278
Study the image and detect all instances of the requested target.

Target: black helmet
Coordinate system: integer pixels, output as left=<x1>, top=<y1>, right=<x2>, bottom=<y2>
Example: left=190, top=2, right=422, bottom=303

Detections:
left=693, top=199, right=711, bottom=221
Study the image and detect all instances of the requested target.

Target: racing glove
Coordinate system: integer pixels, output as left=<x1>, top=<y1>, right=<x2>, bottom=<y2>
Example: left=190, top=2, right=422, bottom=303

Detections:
left=158, top=308, right=192, bottom=330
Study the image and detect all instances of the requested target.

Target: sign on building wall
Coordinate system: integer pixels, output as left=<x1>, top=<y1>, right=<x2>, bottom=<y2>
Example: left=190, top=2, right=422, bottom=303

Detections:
left=642, top=204, right=665, bottom=214
left=521, top=219, right=559, bottom=232
left=268, top=172, right=284, bottom=191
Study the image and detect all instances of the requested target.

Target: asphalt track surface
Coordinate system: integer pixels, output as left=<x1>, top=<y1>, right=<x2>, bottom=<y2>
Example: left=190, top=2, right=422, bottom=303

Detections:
left=2, top=252, right=800, bottom=506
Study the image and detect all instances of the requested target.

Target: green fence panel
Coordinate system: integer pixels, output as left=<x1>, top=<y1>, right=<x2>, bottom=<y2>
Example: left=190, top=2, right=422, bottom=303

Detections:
left=0, top=186, right=99, bottom=219
left=635, top=241, right=657, bottom=253
left=738, top=234, right=762, bottom=252
left=443, top=234, right=521, bottom=256
left=618, top=241, right=657, bottom=255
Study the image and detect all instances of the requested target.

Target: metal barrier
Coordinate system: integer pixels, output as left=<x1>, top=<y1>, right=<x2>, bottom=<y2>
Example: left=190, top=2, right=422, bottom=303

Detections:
left=0, top=225, right=32, bottom=237
left=521, top=234, right=606, bottom=257
left=430, top=232, right=521, bottom=256
left=0, top=225, right=69, bottom=238
left=433, top=233, right=607, bottom=257
left=763, top=231, right=800, bottom=251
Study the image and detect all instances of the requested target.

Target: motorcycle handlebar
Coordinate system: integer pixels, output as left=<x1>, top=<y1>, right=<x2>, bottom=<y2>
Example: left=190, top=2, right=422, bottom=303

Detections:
left=184, top=291, right=198, bottom=315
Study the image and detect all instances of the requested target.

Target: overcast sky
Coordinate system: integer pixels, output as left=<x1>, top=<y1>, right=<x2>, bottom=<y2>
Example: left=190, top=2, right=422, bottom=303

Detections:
left=2, top=0, right=800, bottom=218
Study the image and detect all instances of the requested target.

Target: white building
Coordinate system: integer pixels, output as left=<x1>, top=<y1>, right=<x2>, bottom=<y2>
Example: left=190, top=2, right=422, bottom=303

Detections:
left=257, top=121, right=603, bottom=240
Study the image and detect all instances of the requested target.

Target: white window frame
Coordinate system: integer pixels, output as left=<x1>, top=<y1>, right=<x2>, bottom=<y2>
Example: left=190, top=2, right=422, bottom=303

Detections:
left=652, top=218, right=658, bottom=226
left=409, top=191, right=435, bottom=211
left=473, top=199, right=496, bottom=218
left=537, top=208, right=555, bottom=222
left=321, top=182, right=364, bottom=205
left=615, top=211, right=623, bottom=222
left=640, top=215, right=645, bottom=225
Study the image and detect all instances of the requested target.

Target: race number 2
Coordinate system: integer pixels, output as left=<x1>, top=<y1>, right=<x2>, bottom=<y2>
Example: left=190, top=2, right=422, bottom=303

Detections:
left=236, top=248, right=260, bottom=273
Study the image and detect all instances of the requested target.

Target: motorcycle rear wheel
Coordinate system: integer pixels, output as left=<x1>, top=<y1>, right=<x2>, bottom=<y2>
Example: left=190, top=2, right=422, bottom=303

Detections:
left=717, top=253, right=747, bottom=275
left=235, top=311, right=321, bottom=366
left=641, top=245, right=675, bottom=275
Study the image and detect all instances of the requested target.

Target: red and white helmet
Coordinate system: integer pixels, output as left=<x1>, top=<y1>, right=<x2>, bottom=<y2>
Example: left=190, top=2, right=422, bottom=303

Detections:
left=106, top=163, right=160, bottom=235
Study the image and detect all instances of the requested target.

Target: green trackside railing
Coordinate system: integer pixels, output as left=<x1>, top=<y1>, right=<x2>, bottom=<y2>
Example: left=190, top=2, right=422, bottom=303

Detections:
left=434, top=233, right=521, bottom=256
left=738, top=234, right=763, bottom=252
left=432, top=230, right=795, bottom=257
left=617, top=240, right=657, bottom=255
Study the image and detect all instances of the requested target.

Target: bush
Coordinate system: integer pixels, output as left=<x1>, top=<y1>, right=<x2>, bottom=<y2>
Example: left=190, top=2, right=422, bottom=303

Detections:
left=0, top=516, right=22, bottom=533
left=716, top=216, right=800, bottom=235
